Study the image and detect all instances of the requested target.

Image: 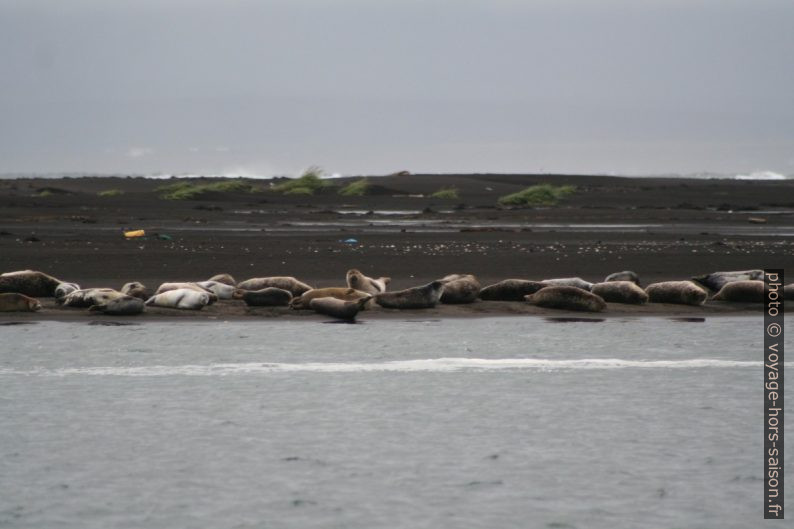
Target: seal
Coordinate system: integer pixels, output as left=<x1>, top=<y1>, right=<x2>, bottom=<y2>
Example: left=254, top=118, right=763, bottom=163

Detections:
left=591, top=281, right=648, bottom=304
left=88, top=295, right=145, bottom=315
left=0, top=293, right=42, bottom=312
left=233, top=287, right=293, bottom=307
left=346, top=269, right=391, bottom=295
left=478, top=279, right=546, bottom=301
left=237, top=276, right=313, bottom=296
left=154, top=283, right=218, bottom=304
left=208, top=273, right=236, bottom=286
left=712, top=280, right=764, bottom=303
left=540, top=277, right=594, bottom=291
left=645, top=281, right=708, bottom=306
left=121, top=282, right=151, bottom=300
left=692, top=269, right=763, bottom=292
left=60, top=288, right=127, bottom=308
left=604, top=271, right=640, bottom=285
left=145, top=288, right=211, bottom=310
left=0, top=270, right=63, bottom=297
left=309, top=296, right=371, bottom=321
left=290, top=287, right=371, bottom=310
left=374, top=281, right=445, bottom=309
left=54, top=282, right=81, bottom=300
left=195, top=280, right=237, bottom=299
left=439, top=274, right=481, bottom=304
left=524, top=286, right=606, bottom=312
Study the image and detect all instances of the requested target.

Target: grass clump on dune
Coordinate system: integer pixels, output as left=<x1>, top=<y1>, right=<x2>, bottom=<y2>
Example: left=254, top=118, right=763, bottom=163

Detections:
left=156, top=179, right=256, bottom=200
left=271, top=166, right=328, bottom=196
left=338, top=178, right=370, bottom=196
left=98, top=189, right=124, bottom=197
left=497, top=184, right=576, bottom=207
left=430, top=187, right=459, bottom=199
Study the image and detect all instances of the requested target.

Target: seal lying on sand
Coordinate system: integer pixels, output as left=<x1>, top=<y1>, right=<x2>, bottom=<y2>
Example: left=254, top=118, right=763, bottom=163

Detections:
left=478, top=279, right=546, bottom=301
left=88, top=295, right=145, bottom=315
left=145, top=289, right=211, bottom=310
left=121, top=282, right=151, bottom=300
left=0, top=293, right=41, bottom=312
left=233, top=287, right=292, bottom=307
left=346, top=269, right=390, bottom=295
left=310, top=296, right=371, bottom=321
left=692, top=269, right=763, bottom=291
left=0, top=270, right=63, bottom=297
left=712, top=280, right=764, bottom=303
left=290, top=287, right=371, bottom=310
left=208, top=273, right=236, bottom=286
left=195, top=280, right=237, bottom=299
left=439, top=274, right=481, bottom=304
left=645, top=281, right=708, bottom=306
left=60, top=288, right=127, bottom=308
left=154, top=283, right=218, bottom=304
left=540, top=277, right=594, bottom=291
left=604, top=271, right=640, bottom=285
left=237, top=276, right=313, bottom=297
left=591, top=281, right=648, bottom=304
left=54, top=282, right=81, bottom=300
left=374, top=281, right=445, bottom=309
left=525, top=286, right=606, bottom=312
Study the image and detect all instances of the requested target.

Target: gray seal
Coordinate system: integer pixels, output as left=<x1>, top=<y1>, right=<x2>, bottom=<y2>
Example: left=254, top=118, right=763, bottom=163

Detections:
left=88, top=295, right=145, bottom=315
left=439, top=274, right=481, bottom=304
left=712, top=280, right=764, bottom=303
left=645, top=281, right=708, bottom=306
left=374, top=281, right=445, bottom=309
left=692, top=269, right=763, bottom=291
left=478, top=279, right=546, bottom=301
left=525, top=286, right=606, bottom=312
left=237, top=276, right=313, bottom=296
left=309, top=296, right=371, bottom=321
left=0, top=270, right=63, bottom=297
left=234, top=287, right=293, bottom=307
left=591, top=281, right=648, bottom=304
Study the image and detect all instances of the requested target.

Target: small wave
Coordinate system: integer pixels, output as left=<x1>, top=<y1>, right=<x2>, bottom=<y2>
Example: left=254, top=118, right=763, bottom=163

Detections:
left=734, top=171, right=788, bottom=180
left=0, top=358, right=766, bottom=377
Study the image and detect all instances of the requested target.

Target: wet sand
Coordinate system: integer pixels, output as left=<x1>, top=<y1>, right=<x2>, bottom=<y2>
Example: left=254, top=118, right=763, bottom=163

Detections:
left=0, top=173, right=791, bottom=320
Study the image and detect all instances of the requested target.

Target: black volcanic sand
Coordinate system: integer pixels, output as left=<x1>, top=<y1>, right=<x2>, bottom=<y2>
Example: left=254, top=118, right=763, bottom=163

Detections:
left=0, top=173, right=792, bottom=320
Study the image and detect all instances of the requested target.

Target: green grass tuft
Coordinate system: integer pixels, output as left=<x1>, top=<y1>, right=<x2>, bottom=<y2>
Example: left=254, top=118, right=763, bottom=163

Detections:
left=338, top=178, right=370, bottom=196
left=271, top=166, right=328, bottom=195
left=429, top=187, right=459, bottom=199
left=497, top=184, right=576, bottom=207
left=98, top=189, right=125, bottom=197
left=156, top=179, right=256, bottom=200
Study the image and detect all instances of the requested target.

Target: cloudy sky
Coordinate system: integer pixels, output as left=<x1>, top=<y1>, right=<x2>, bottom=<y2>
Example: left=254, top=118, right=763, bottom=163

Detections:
left=1, top=0, right=792, bottom=176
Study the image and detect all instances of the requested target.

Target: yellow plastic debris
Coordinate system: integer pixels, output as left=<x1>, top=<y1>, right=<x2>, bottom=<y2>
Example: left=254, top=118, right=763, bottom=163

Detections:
left=124, top=229, right=145, bottom=238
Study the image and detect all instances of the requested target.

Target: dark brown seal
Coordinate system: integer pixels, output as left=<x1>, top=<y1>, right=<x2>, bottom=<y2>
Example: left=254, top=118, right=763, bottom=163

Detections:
left=479, top=279, right=546, bottom=301
left=309, top=296, right=371, bottom=321
left=234, top=287, right=293, bottom=307
left=374, top=281, right=445, bottom=309
left=0, top=270, right=63, bottom=297
left=0, top=293, right=42, bottom=312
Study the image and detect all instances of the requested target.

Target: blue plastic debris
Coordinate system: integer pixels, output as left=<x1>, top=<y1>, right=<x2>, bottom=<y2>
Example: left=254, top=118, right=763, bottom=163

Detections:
left=343, top=238, right=358, bottom=244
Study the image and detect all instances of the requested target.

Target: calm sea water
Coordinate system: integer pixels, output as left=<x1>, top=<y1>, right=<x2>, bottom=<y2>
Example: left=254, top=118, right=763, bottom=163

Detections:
left=0, top=317, right=790, bottom=529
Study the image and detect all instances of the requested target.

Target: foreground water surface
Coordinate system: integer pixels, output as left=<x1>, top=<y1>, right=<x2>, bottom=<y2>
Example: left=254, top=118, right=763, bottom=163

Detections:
left=0, top=317, right=790, bottom=529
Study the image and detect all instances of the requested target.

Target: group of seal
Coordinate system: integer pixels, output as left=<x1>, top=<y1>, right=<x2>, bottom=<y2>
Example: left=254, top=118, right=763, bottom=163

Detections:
left=0, top=267, right=790, bottom=319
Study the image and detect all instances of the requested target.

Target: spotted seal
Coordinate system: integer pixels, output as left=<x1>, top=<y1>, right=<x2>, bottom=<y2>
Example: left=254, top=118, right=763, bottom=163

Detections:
left=309, top=296, right=371, bottom=321
left=88, top=295, right=145, bottom=315
left=692, top=270, right=763, bottom=292
left=712, top=280, right=764, bottom=303
left=604, top=271, right=640, bottom=285
left=645, top=281, right=708, bottom=306
left=540, top=277, right=594, bottom=291
left=154, top=282, right=218, bottom=304
left=591, top=281, right=648, bottom=304
left=439, top=274, right=481, bottom=304
left=121, top=282, right=151, bottom=300
left=208, top=273, right=236, bottom=286
left=0, top=270, right=63, bottom=297
left=237, top=276, right=313, bottom=297
left=195, top=280, right=237, bottom=299
left=60, top=288, right=127, bottom=308
left=0, top=293, right=42, bottom=312
left=290, top=287, right=371, bottom=310
left=346, top=269, right=391, bottom=295
left=525, top=286, right=606, bottom=312
left=478, top=279, right=546, bottom=301
left=54, top=282, right=81, bottom=300
left=374, top=281, right=445, bottom=310
left=145, top=289, right=211, bottom=310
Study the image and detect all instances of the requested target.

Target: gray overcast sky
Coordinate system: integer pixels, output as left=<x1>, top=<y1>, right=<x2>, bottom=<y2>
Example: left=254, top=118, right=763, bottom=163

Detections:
left=1, top=0, right=792, bottom=176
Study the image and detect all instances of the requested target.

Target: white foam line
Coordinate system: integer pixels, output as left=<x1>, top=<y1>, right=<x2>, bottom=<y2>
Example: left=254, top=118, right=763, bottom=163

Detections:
left=0, top=358, right=769, bottom=377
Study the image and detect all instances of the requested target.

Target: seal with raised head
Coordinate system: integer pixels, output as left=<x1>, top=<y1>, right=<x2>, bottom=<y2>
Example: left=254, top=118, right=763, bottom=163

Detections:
left=310, top=296, right=371, bottom=321
left=60, top=288, right=127, bottom=308
left=591, top=281, right=648, bottom=304
left=237, top=276, right=313, bottom=297
left=645, top=281, right=708, bottom=306
left=374, top=281, right=445, bottom=310
left=439, top=274, right=481, bottom=304
left=233, top=287, right=293, bottom=307
left=478, top=279, right=546, bottom=301
left=208, top=273, right=236, bottom=286
left=154, top=283, right=218, bottom=304
left=195, top=280, right=237, bottom=299
left=0, top=293, right=42, bottom=312
left=121, top=282, right=151, bottom=300
left=0, top=270, right=63, bottom=297
left=145, top=289, right=210, bottom=310
left=54, top=282, right=81, bottom=300
left=604, top=271, right=640, bottom=285
left=540, top=277, right=594, bottom=291
left=692, top=269, right=763, bottom=292
left=89, top=295, right=145, bottom=315
left=290, top=287, right=371, bottom=310
left=346, top=269, right=391, bottom=295
left=525, top=286, right=606, bottom=312
left=712, top=280, right=764, bottom=303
